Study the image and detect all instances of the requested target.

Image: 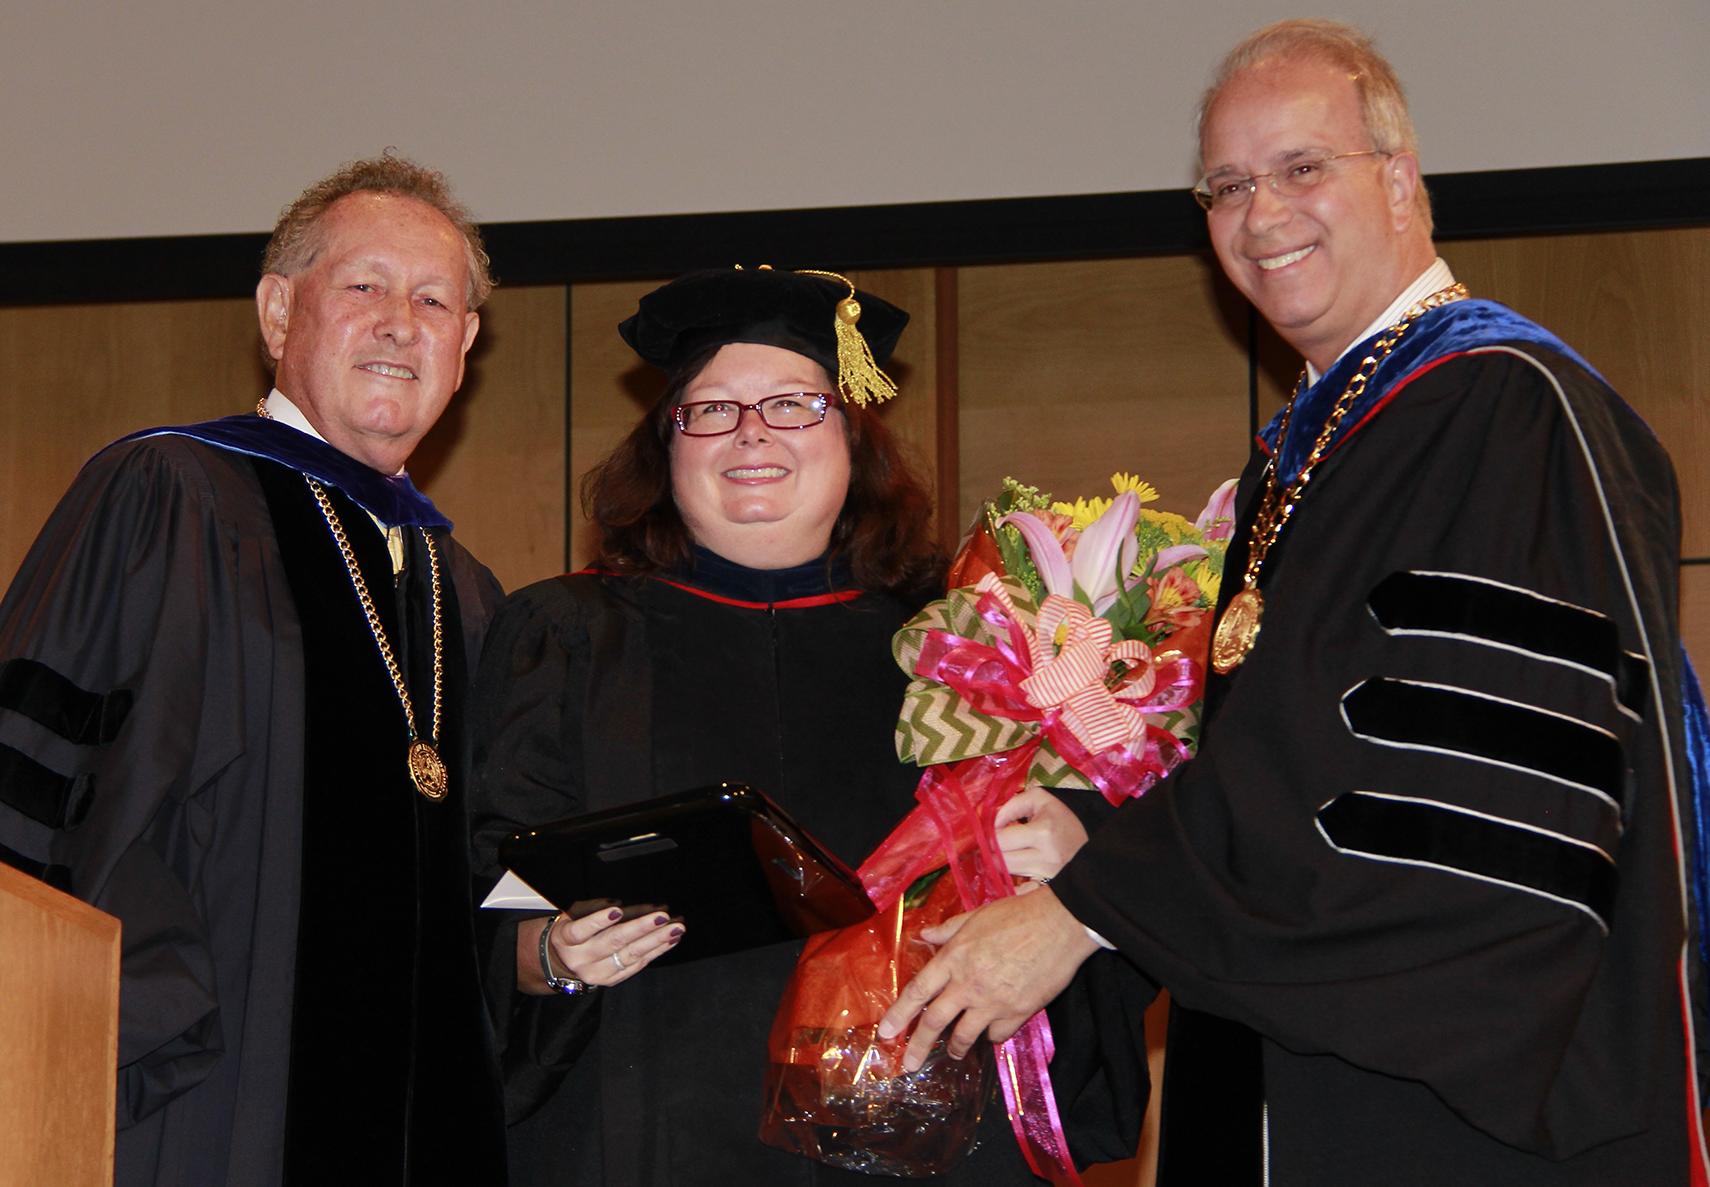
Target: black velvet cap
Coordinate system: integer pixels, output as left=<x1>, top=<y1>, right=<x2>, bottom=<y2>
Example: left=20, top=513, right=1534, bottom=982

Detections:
left=618, top=267, right=909, bottom=379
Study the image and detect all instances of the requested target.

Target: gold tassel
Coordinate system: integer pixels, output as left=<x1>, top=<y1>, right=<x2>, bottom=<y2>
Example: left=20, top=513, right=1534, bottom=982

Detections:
left=795, top=269, right=898, bottom=407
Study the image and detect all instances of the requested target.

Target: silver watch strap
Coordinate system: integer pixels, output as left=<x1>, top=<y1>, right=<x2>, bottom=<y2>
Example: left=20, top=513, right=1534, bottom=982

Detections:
left=539, top=912, right=592, bottom=996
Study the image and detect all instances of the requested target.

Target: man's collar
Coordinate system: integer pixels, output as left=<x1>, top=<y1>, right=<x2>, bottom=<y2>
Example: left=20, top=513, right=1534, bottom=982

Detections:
left=264, top=388, right=406, bottom=477
left=114, top=409, right=451, bottom=530
left=263, top=388, right=320, bottom=440
left=265, top=390, right=408, bottom=564
left=1262, top=297, right=1597, bottom=491
left=1304, top=258, right=1457, bottom=385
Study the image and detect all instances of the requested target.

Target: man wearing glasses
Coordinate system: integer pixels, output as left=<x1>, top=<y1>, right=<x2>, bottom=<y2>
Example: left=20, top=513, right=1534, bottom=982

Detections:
left=881, top=18, right=1707, bottom=1185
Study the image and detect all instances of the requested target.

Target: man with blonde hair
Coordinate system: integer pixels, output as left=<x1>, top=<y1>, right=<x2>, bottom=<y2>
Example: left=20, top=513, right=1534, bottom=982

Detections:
left=882, top=19, right=1708, bottom=1184
left=0, top=155, right=507, bottom=1185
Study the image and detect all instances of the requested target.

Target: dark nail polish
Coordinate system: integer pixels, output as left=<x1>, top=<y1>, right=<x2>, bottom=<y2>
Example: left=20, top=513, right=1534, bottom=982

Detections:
left=607, top=908, right=623, bottom=921
left=668, top=927, right=684, bottom=941
left=653, top=914, right=669, bottom=926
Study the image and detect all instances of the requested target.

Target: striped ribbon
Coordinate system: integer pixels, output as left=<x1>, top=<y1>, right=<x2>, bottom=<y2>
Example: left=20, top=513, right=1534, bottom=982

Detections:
left=1010, top=580, right=1155, bottom=755
left=909, top=575, right=1200, bottom=806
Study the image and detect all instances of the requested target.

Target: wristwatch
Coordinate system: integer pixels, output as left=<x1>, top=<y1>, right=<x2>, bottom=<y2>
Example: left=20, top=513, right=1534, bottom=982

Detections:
left=539, top=912, right=593, bottom=996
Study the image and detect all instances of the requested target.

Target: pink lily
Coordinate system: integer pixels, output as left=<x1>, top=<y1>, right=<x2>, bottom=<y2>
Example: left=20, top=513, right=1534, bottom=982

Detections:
left=1194, top=478, right=1239, bottom=541
left=1153, top=543, right=1209, bottom=572
left=997, top=509, right=1075, bottom=599
left=1073, top=490, right=1142, bottom=614
left=1003, top=491, right=1144, bottom=616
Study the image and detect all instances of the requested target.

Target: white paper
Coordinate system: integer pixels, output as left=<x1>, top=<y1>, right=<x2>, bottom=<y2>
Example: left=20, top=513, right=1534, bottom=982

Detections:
left=480, top=869, right=553, bottom=911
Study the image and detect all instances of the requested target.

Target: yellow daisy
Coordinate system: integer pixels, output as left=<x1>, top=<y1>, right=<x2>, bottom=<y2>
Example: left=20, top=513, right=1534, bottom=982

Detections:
left=1109, top=472, right=1160, bottom=504
left=1050, top=495, right=1113, bottom=531
left=1194, top=560, right=1223, bottom=606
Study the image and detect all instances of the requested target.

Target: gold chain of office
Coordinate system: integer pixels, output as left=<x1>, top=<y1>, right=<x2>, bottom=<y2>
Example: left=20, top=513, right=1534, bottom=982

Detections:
left=307, top=479, right=448, bottom=801
left=1209, top=281, right=1470, bottom=675
left=255, top=398, right=450, bottom=801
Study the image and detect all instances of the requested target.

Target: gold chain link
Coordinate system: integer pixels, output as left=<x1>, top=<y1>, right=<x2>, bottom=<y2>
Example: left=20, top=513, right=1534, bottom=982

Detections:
left=1240, top=282, right=1469, bottom=590
left=305, top=477, right=443, bottom=747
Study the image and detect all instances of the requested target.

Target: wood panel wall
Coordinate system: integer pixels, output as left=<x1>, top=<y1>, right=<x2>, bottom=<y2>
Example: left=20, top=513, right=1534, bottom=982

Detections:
left=957, top=256, right=1257, bottom=532
left=411, top=285, right=567, bottom=590
left=564, top=279, right=661, bottom=571
left=0, top=297, right=268, bottom=581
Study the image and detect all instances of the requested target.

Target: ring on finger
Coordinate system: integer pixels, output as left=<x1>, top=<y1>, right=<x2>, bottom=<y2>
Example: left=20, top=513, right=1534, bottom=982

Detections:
left=611, top=950, right=626, bottom=972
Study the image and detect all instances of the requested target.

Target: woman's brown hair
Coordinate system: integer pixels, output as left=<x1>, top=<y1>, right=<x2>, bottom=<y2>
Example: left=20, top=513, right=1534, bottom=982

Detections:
left=581, top=344, right=943, bottom=595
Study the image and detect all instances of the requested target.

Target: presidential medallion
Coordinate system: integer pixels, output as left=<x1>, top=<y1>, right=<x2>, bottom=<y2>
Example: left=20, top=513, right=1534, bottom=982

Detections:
left=1211, top=587, right=1264, bottom=674
left=408, top=739, right=449, bottom=801
left=301, top=473, right=451, bottom=808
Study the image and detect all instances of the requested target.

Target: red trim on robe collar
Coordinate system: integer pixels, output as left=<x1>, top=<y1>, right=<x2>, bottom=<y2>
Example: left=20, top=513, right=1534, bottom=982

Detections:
left=1255, top=349, right=1476, bottom=462
left=571, top=568, right=864, bottom=611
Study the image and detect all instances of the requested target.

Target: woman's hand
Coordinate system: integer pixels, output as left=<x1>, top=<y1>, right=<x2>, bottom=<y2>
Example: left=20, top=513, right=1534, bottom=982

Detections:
left=517, top=904, right=684, bottom=995
left=994, top=786, right=1088, bottom=884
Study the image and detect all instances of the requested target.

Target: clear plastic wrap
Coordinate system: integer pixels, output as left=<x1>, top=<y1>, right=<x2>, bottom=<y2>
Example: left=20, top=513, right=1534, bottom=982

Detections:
left=760, top=871, right=992, bottom=1177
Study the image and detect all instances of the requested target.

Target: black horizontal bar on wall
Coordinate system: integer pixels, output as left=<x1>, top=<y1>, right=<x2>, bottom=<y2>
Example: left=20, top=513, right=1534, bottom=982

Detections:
left=1, top=157, right=1704, bottom=306
left=481, top=188, right=1206, bottom=285
left=1430, top=157, right=1710, bottom=239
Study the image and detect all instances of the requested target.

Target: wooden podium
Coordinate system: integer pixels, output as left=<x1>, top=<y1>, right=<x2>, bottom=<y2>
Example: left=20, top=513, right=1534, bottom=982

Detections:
left=0, top=862, right=120, bottom=1187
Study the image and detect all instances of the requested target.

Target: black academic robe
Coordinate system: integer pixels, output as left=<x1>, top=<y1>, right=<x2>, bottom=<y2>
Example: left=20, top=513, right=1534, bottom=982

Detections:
left=469, top=552, right=1148, bottom=1187
left=0, top=433, right=507, bottom=1186
left=1052, top=313, right=1708, bottom=1183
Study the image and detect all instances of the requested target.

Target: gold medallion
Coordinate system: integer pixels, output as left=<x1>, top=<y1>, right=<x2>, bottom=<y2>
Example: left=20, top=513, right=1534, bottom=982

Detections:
left=408, top=739, right=449, bottom=801
left=299, top=472, right=450, bottom=808
left=1211, top=587, right=1264, bottom=674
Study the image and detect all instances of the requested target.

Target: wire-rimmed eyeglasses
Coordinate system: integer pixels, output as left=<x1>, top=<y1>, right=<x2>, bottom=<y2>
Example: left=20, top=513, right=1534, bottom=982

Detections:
left=1192, top=149, right=1390, bottom=212
left=671, top=393, right=835, bottom=437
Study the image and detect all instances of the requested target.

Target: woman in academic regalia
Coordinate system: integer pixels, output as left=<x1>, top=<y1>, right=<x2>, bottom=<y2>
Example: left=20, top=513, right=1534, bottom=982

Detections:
left=467, top=267, right=1140, bottom=1186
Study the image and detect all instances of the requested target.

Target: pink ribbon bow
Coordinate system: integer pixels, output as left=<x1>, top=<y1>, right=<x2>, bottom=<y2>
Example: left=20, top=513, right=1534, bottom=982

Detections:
left=1021, top=589, right=1152, bottom=753
left=912, top=574, right=1200, bottom=807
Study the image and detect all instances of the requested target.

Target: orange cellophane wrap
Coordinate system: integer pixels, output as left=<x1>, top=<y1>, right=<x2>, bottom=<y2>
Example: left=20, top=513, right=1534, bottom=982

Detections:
left=945, top=517, right=1004, bottom=592
left=759, top=869, right=995, bottom=1177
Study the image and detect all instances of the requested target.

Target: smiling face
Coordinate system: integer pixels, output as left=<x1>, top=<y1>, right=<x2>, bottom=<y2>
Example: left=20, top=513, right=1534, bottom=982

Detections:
left=668, top=342, right=852, bottom=569
left=256, top=191, right=480, bottom=473
left=1200, top=55, right=1433, bottom=373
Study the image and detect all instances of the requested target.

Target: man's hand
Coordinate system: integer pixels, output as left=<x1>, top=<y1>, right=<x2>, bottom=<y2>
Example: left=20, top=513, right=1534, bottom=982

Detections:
left=877, top=887, right=1100, bottom=1071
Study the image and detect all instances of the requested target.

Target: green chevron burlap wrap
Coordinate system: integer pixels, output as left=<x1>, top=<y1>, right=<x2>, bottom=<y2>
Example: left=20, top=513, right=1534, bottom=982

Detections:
left=891, top=578, right=1096, bottom=792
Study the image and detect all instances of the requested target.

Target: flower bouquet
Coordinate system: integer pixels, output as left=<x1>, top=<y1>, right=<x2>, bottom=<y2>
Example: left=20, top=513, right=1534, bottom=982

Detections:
left=761, top=474, right=1236, bottom=1182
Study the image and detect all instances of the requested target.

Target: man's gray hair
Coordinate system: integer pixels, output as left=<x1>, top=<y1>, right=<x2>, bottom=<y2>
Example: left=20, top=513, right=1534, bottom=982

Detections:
left=1196, top=19, right=1433, bottom=234
left=261, top=152, right=494, bottom=309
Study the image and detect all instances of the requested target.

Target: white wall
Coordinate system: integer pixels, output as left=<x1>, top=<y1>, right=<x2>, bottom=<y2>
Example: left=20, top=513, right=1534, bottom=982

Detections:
left=3, top=0, right=1705, bottom=243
